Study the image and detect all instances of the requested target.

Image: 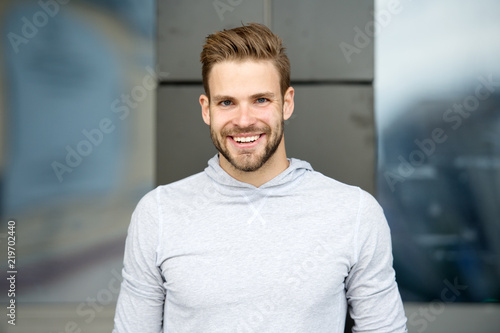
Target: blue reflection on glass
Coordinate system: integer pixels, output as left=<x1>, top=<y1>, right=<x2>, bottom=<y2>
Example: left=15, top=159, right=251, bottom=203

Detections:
left=2, top=4, right=124, bottom=215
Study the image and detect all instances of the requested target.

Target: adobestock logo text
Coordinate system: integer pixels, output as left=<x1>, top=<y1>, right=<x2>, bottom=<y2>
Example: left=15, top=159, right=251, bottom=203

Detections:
left=8, top=0, right=72, bottom=54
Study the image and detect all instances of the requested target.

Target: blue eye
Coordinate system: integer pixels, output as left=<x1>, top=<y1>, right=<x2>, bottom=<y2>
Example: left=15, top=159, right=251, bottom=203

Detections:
left=221, top=100, right=232, bottom=106
left=257, top=98, right=267, bottom=103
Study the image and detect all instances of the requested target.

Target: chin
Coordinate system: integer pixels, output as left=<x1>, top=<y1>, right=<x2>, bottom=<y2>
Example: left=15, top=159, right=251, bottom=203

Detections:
left=228, top=150, right=273, bottom=172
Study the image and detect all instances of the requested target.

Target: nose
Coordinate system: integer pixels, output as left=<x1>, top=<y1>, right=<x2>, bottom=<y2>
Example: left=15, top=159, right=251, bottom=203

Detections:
left=233, top=103, right=256, bottom=128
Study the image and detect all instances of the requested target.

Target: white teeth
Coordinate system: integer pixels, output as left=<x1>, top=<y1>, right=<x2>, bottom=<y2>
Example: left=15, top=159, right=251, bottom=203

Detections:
left=233, top=135, right=260, bottom=143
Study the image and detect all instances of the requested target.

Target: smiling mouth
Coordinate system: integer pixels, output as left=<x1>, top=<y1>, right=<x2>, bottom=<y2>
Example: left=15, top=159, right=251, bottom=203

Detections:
left=231, top=134, right=262, bottom=143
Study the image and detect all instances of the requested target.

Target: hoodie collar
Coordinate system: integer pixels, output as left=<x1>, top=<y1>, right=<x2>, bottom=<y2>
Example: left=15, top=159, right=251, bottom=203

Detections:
left=204, top=154, right=313, bottom=191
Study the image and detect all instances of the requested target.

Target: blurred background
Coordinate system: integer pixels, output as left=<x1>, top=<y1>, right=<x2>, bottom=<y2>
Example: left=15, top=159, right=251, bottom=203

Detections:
left=0, top=0, right=499, bottom=332
left=376, top=0, right=500, bottom=304
left=0, top=0, right=155, bottom=331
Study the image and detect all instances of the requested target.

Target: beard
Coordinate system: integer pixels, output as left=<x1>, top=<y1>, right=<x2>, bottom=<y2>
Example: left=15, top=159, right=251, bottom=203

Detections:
left=210, top=118, right=284, bottom=172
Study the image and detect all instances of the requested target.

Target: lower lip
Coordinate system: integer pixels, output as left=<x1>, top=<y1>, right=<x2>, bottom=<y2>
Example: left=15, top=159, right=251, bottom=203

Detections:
left=229, top=134, right=265, bottom=149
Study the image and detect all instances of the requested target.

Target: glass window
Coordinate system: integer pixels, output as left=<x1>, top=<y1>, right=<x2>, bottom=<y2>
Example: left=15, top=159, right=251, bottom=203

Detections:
left=0, top=0, right=156, bottom=303
left=376, top=0, right=500, bottom=302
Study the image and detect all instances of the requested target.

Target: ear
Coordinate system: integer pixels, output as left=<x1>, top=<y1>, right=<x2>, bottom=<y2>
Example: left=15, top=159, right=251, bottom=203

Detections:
left=200, top=94, right=210, bottom=125
left=282, top=86, right=295, bottom=121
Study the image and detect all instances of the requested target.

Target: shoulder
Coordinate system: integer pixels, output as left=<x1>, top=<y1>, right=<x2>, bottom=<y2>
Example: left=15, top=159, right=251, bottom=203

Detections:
left=303, top=168, right=364, bottom=200
left=128, top=172, right=209, bottom=229
left=162, top=171, right=208, bottom=190
left=133, top=171, right=211, bottom=217
left=149, top=171, right=209, bottom=200
left=302, top=168, right=385, bottom=219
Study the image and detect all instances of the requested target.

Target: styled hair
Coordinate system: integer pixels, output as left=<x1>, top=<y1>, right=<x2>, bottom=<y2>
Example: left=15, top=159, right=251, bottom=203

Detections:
left=200, top=23, right=290, bottom=99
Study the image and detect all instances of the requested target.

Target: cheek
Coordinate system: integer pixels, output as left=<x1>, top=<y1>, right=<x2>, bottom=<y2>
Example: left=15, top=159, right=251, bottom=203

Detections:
left=209, top=112, right=223, bottom=127
left=267, top=112, right=284, bottom=126
left=257, top=106, right=280, bottom=122
left=210, top=117, right=229, bottom=135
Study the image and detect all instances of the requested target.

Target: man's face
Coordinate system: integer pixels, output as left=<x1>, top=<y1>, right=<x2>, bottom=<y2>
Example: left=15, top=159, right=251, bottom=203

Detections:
left=200, top=60, right=294, bottom=173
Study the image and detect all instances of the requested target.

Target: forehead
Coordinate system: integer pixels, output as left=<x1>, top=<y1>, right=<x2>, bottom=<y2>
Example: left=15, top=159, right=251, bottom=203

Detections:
left=208, top=60, right=280, bottom=98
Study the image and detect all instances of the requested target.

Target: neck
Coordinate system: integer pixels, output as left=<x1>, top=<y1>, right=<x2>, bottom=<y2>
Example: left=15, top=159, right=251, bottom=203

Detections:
left=219, top=143, right=289, bottom=188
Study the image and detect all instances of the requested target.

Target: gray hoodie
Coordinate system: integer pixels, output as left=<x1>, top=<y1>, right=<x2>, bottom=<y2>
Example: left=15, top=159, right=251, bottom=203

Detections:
left=113, top=154, right=407, bottom=332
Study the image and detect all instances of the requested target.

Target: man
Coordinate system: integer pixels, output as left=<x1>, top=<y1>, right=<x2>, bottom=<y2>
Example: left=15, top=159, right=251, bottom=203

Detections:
left=113, top=23, right=407, bottom=332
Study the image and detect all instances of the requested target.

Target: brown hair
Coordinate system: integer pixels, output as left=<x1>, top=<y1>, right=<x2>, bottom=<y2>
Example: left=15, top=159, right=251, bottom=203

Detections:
left=200, top=23, right=290, bottom=99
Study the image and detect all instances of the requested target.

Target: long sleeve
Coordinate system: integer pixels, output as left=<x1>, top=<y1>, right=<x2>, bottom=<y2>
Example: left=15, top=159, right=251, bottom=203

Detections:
left=345, top=190, right=408, bottom=332
left=113, top=190, right=166, bottom=333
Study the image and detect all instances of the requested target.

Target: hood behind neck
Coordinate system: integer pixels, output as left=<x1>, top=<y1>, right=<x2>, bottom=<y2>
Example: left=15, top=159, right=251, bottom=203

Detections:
left=204, top=154, right=313, bottom=191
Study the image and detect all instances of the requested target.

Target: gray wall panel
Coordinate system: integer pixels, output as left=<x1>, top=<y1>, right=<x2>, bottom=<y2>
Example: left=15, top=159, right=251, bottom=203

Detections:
left=285, top=85, right=375, bottom=194
left=158, top=0, right=267, bottom=80
left=157, top=1, right=375, bottom=189
left=156, top=85, right=217, bottom=185
left=273, top=0, right=374, bottom=81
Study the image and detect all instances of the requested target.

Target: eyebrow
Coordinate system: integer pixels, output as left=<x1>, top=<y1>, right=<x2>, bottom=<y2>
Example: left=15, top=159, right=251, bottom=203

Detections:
left=211, top=95, right=234, bottom=104
left=211, top=92, right=277, bottom=103
left=250, top=91, right=276, bottom=100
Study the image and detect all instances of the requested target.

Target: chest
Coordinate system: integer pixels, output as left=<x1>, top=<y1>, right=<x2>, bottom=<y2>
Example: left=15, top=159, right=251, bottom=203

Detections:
left=158, top=207, right=354, bottom=311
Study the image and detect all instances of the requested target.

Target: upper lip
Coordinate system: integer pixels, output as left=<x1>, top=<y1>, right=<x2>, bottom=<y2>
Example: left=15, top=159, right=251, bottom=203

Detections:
left=230, top=133, right=262, bottom=137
